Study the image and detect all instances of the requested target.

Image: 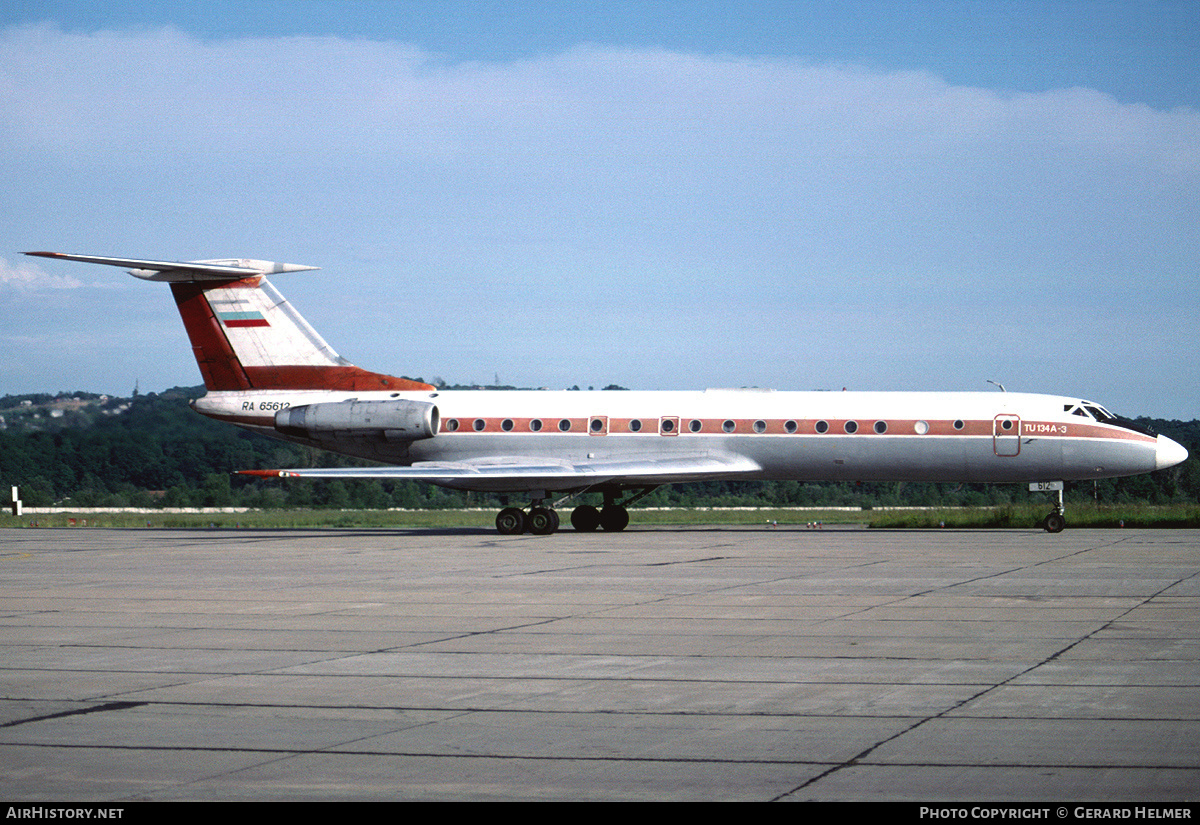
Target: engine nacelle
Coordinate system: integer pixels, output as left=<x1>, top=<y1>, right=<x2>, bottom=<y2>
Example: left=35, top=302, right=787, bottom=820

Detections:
left=275, top=400, right=439, bottom=441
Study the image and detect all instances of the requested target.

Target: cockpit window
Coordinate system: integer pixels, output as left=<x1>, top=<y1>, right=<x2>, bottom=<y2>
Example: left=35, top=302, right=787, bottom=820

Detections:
left=1075, top=401, right=1156, bottom=436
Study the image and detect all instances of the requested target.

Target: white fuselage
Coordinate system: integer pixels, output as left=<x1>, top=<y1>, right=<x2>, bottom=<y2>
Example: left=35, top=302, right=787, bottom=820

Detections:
left=194, top=388, right=1179, bottom=492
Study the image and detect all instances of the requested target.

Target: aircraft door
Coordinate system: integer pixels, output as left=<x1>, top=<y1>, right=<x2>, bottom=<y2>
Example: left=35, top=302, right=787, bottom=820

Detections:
left=993, top=414, right=1021, bottom=456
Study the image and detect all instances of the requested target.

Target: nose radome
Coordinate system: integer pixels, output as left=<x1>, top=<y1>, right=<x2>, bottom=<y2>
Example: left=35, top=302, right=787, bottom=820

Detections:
left=1156, top=435, right=1189, bottom=471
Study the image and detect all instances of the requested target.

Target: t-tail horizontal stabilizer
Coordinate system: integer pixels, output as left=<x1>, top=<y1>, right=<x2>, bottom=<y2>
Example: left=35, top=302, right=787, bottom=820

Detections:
left=25, top=252, right=318, bottom=282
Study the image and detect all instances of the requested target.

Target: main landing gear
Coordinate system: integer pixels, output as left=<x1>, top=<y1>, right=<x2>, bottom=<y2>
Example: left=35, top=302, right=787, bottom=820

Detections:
left=569, top=504, right=629, bottom=533
left=494, top=487, right=653, bottom=535
left=494, top=503, right=629, bottom=535
left=496, top=504, right=564, bottom=535
left=496, top=506, right=556, bottom=535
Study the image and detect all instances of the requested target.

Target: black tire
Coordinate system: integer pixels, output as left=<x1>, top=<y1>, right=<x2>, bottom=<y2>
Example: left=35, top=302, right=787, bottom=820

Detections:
left=496, top=507, right=527, bottom=535
left=528, top=507, right=558, bottom=535
left=1043, top=513, right=1066, bottom=533
left=571, top=505, right=601, bottom=532
left=600, top=505, right=629, bottom=532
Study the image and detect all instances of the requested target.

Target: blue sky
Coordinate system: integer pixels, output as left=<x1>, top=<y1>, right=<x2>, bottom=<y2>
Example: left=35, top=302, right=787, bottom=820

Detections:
left=2, top=1, right=1198, bottom=417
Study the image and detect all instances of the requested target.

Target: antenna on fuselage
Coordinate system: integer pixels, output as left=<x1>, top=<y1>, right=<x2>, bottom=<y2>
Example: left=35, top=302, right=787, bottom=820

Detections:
left=986, top=380, right=1007, bottom=392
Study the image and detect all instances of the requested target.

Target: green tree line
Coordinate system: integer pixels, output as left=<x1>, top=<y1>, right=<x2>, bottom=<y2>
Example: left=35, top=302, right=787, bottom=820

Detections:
left=2, top=386, right=1196, bottom=510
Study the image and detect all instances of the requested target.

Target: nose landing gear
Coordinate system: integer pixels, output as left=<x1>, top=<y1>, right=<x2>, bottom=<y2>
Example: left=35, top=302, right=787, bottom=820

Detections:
left=1042, top=511, right=1066, bottom=533
left=1035, top=482, right=1067, bottom=533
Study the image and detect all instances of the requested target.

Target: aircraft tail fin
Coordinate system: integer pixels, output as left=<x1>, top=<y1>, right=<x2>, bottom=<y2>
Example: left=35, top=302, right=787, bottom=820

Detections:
left=26, top=252, right=434, bottom=393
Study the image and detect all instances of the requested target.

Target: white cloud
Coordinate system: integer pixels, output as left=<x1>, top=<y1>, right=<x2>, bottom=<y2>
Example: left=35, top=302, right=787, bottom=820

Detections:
left=4, top=24, right=1197, bottom=172
left=0, top=256, right=82, bottom=290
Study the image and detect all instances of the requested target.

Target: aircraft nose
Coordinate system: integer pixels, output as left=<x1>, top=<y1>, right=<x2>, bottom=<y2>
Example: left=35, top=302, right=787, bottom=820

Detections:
left=1155, top=435, right=1189, bottom=471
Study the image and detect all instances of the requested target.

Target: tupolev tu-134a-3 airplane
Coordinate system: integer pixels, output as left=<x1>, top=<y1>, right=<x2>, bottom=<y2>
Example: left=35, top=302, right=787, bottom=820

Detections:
left=28, top=251, right=1188, bottom=535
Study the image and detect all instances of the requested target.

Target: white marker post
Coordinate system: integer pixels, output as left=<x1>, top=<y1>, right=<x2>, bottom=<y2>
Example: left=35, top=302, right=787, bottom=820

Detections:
left=11, top=486, right=22, bottom=517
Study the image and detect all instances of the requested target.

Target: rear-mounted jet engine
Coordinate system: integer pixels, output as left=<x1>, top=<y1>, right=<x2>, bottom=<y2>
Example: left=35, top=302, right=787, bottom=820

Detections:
left=275, top=399, right=439, bottom=442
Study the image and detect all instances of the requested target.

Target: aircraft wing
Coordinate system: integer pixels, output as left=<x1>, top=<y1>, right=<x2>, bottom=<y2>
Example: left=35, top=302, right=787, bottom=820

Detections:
left=239, top=453, right=762, bottom=492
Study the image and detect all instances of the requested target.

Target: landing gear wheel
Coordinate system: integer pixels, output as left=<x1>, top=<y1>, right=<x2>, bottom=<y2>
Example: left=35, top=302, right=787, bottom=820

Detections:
left=528, top=507, right=559, bottom=535
left=496, top=507, right=527, bottom=535
left=571, top=505, right=601, bottom=532
left=600, top=505, right=630, bottom=532
left=1043, top=513, right=1066, bottom=533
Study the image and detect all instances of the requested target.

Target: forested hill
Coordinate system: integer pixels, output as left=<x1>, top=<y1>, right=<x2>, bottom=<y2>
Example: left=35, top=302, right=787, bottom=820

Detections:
left=1, top=387, right=1197, bottom=510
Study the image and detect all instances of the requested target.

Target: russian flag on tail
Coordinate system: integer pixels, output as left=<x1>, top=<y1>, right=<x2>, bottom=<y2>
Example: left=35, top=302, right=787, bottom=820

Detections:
left=217, top=310, right=270, bottom=328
